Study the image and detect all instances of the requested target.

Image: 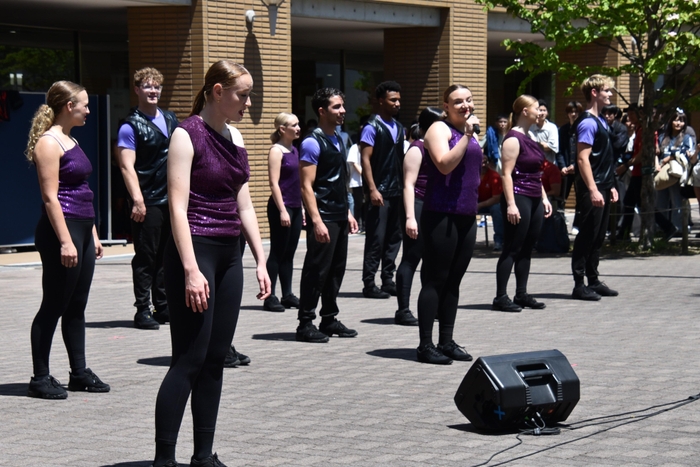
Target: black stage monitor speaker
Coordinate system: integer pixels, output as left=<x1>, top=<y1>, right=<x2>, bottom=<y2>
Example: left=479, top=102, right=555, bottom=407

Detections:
left=454, top=349, right=580, bottom=431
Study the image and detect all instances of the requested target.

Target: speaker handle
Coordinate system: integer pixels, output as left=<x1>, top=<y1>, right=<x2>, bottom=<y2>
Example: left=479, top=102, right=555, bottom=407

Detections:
left=519, top=369, right=554, bottom=379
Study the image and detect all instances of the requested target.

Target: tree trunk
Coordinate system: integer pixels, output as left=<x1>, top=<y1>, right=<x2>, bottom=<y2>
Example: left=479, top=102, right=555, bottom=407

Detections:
left=638, top=81, right=658, bottom=249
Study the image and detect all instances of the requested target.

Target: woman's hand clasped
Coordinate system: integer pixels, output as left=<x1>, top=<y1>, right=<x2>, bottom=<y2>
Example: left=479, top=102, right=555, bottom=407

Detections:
left=185, top=269, right=210, bottom=312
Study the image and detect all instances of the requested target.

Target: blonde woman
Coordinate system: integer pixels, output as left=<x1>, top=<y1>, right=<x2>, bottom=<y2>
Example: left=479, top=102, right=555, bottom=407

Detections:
left=25, top=81, right=108, bottom=399
left=264, top=112, right=302, bottom=312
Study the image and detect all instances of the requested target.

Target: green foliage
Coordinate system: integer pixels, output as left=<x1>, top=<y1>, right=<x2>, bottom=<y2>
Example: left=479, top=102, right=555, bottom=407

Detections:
left=0, top=46, right=75, bottom=92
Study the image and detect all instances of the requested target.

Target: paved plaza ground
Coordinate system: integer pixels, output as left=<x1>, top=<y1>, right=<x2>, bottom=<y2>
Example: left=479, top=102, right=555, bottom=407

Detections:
left=1, top=217, right=699, bottom=466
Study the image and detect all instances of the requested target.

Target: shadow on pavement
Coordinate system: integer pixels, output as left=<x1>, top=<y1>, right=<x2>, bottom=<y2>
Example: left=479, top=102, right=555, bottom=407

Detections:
left=0, top=383, right=28, bottom=397
left=337, top=291, right=365, bottom=298
left=366, top=348, right=415, bottom=361
left=251, top=332, right=297, bottom=341
left=240, top=305, right=265, bottom=311
left=530, top=292, right=574, bottom=300
left=458, top=303, right=493, bottom=311
left=86, top=320, right=134, bottom=329
left=137, top=356, right=171, bottom=366
left=361, top=317, right=395, bottom=325
left=447, top=423, right=512, bottom=435
left=98, top=462, right=166, bottom=467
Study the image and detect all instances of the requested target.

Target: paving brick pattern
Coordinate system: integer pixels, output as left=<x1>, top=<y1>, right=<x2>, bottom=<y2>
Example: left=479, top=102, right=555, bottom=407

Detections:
left=1, top=227, right=699, bottom=466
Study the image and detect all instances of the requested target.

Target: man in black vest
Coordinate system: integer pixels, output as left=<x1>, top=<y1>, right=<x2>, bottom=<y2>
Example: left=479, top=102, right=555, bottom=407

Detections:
left=297, top=88, right=359, bottom=343
left=571, top=74, right=619, bottom=301
left=117, top=67, right=178, bottom=329
left=360, top=82, right=416, bottom=325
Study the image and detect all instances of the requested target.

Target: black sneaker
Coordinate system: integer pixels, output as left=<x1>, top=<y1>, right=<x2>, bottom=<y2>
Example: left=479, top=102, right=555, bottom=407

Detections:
left=381, top=282, right=398, bottom=296
left=395, top=309, right=418, bottom=326
left=68, top=368, right=110, bottom=392
left=263, top=295, right=285, bottom=312
left=513, top=293, right=546, bottom=309
left=280, top=294, right=300, bottom=308
left=134, top=309, right=160, bottom=330
left=437, top=340, right=473, bottom=361
left=223, top=346, right=240, bottom=368
left=588, top=281, right=618, bottom=297
left=416, top=343, right=452, bottom=365
left=190, top=452, right=227, bottom=467
left=492, top=295, right=522, bottom=312
left=572, top=285, right=601, bottom=301
left=232, top=346, right=250, bottom=365
left=295, top=322, right=329, bottom=343
left=27, top=375, right=67, bottom=400
left=153, top=308, right=170, bottom=324
left=362, top=285, right=390, bottom=299
left=319, top=319, right=358, bottom=338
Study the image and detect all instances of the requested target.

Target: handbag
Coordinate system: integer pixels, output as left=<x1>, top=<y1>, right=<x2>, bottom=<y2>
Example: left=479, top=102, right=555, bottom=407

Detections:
left=654, top=163, right=677, bottom=190
left=668, top=159, right=684, bottom=178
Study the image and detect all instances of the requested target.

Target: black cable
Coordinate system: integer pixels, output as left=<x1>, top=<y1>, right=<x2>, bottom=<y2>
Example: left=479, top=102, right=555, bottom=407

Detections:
left=469, top=393, right=700, bottom=467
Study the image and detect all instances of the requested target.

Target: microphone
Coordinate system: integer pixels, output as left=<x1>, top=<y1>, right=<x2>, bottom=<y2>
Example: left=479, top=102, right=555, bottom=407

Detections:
left=468, top=113, right=480, bottom=135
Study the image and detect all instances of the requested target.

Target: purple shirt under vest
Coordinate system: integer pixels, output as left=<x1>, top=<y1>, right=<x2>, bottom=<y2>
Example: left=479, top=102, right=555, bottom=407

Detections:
left=409, top=140, right=429, bottom=201
left=423, top=122, right=481, bottom=216
left=276, top=145, right=301, bottom=208
left=46, top=142, right=95, bottom=219
left=505, top=130, right=544, bottom=198
left=180, top=116, right=250, bottom=237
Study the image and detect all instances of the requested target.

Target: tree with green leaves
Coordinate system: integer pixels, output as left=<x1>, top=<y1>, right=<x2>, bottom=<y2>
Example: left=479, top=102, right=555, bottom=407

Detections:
left=478, top=0, right=700, bottom=249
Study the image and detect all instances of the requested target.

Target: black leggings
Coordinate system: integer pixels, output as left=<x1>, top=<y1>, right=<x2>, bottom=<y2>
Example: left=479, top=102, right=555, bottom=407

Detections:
left=496, top=194, right=543, bottom=297
left=417, top=211, right=476, bottom=346
left=396, top=198, right=423, bottom=312
left=155, top=236, right=243, bottom=455
left=31, top=215, right=95, bottom=378
left=266, top=198, right=302, bottom=297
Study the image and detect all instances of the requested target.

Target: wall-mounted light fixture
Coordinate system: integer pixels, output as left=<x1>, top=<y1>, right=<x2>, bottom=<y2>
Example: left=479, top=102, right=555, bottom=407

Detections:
left=260, top=0, right=285, bottom=36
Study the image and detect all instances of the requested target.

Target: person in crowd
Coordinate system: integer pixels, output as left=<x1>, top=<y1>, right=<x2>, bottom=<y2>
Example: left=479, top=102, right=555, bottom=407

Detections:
left=541, top=158, right=562, bottom=210
left=153, top=60, right=270, bottom=467
left=482, top=114, right=509, bottom=170
left=263, top=112, right=302, bottom=312
left=492, top=95, right=552, bottom=313
left=601, top=105, right=630, bottom=165
left=477, top=154, right=505, bottom=251
left=570, top=75, right=619, bottom=301
left=529, top=99, right=559, bottom=163
left=360, top=81, right=405, bottom=300
left=395, top=107, right=442, bottom=327
left=656, top=109, right=693, bottom=234
left=25, top=80, right=109, bottom=399
left=557, top=101, right=583, bottom=210
left=117, top=67, right=179, bottom=330
left=296, top=87, right=359, bottom=343
left=416, top=84, right=482, bottom=365
left=616, top=105, right=645, bottom=240
left=346, top=116, right=368, bottom=233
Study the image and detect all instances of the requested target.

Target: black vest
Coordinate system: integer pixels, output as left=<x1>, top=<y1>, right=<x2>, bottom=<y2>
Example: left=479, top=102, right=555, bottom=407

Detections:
left=307, top=128, right=349, bottom=222
left=121, top=107, right=179, bottom=206
left=574, top=112, right=615, bottom=191
left=365, top=114, right=405, bottom=198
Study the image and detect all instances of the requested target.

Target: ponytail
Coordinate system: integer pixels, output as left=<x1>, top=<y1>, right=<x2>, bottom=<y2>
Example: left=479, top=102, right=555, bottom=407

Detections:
left=189, top=60, right=250, bottom=117
left=25, top=105, right=55, bottom=162
left=190, top=85, right=207, bottom=117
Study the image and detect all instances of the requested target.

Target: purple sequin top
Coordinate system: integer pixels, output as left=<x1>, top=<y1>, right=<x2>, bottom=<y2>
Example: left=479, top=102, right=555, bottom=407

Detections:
left=424, top=123, right=481, bottom=216
left=277, top=145, right=301, bottom=208
left=409, top=140, right=429, bottom=201
left=44, top=143, right=95, bottom=219
left=181, top=116, right=250, bottom=237
left=505, top=130, right=544, bottom=198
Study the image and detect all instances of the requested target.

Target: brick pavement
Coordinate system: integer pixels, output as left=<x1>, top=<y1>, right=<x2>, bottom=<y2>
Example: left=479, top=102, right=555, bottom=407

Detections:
left=1, top=222, right=699, bottom=466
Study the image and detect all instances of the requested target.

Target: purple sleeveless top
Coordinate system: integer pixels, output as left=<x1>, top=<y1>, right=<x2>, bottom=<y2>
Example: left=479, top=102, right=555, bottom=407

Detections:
left=42, top=140, right=95, bottom=219
left=276, top=145, right=301, bottom=208
left=505, top=130, right=544, bottom=198
left=181, top=116, right=250, bottom=237
left=409, top=140, right=429, bottom=200
left=423, top=122, right=481, bottom=215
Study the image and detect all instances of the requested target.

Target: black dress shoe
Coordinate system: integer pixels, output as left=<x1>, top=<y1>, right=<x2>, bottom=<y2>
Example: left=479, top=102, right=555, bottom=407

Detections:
left=513, top=293, right=546, bottom=309
left=437, top=340, right=473, bottom=361
left=416, top=343, right=452, bottom=365
left=263, top=295, right=285, bottom=312
left=381, top=282, right=398, bottom=296
left=571, top=285, right=601, bottom=301
left=280, top=294, right=300, bottom=308
left=395, top=309, right=418, bottom=326
left=491, top=295, right=522, bottom=312
left=362, top=285, right=390, bottom=299
left=588, top=281, right=618, bottom=297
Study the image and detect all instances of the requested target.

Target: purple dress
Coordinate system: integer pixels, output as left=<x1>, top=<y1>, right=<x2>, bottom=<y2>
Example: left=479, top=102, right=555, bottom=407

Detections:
left=180, top=116, right=250, bottom=237
left=45, top=143, right=95, bottom=219
left=277, top=145, right=301, bottom=209
left=505, top=130, right=544, bottom=198
left=423, top=122, right=482, bottom=216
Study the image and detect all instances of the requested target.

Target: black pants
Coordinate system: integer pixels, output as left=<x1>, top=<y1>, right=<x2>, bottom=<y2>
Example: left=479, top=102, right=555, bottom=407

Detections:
left=362, top=196, right=402, bottom=287
left=131, top=204, right=170, bottom=313
left=571, top=183, right=611, bottom=286
left=417, top=211, right=476, bottom=346
left=351, top=186, right=364, bottom=230
left=496, top=194, right=543, bottom=297
left=155, top=236, right=243, bottom=448
left=266, top=198, right=302, bottom=297
left=298, top=220, right=348, bottom=322
left=396, top=198, right=423, bottom=312
left=31, top=215, right=95, bottom=377
left=619, top=176, right=676, bottom=236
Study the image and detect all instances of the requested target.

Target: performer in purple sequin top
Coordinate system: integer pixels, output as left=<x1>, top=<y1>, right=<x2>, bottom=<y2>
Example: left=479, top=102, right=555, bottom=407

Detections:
left=415, top=86, right=482, bottom=365
left=492, top=95, right=552, bottom=313
left=25, top=81, right=108, bottom=400
left=154, top=61, right=270, bottom=467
